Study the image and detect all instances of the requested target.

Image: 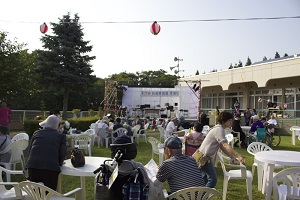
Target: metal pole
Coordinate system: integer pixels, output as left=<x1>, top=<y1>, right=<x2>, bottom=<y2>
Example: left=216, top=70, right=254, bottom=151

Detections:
left=198, top=81, right=202, bottom=121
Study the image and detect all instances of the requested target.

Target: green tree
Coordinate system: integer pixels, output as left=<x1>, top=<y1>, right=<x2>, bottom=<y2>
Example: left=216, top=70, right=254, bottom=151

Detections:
left=0, top=31, right=41, bottom=109
left=245, top=57, right=252, bottom=66
left=229, top=63, right=233, bottom=69
left=284, top=53, right=288, bottom=57
left=237, top=60, right=243, bottom=67
left=275, top=52, right=280, bottom=58
left=36, top=13, right=96, bottom=119
left=195, top=70, right=199, bottom=75
left=263, top=56, right=267, bottom=61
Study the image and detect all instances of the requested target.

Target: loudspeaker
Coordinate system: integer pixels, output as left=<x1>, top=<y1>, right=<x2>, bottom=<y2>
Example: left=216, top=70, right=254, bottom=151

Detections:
left=174, top=103, right=178, bottom=106
left=144, top=104, right=150, bottom=108
left=167, top=106, right=174, bottom=110
left=161, top=114, right=167, bottom=118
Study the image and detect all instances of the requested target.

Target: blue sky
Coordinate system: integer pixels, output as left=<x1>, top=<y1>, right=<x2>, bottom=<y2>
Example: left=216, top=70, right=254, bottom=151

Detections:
left=1, top=0, right=299, bottom=78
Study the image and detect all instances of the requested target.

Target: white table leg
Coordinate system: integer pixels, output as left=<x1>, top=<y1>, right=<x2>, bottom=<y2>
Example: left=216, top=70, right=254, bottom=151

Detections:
left=256, top=160, right=263, bottom=191
left=80, top=176, right=86, bottom=200
left=261, top=162, right=275, bottom=200
left=292, top=130, right=296, bottom=145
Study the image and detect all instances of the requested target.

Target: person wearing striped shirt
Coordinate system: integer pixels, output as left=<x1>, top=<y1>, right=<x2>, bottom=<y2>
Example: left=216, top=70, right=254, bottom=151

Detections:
left=155, top=136, right=205, bottom=194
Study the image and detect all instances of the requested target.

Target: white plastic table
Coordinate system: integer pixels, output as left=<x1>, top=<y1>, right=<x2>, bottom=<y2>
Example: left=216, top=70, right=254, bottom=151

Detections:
left=290, top=126, right=300, bottom=145
left=254, top=150, right=300, bottom=200
left=241, top=126, right=251, bottom=133
left=58, top=156, right=110, bottom=200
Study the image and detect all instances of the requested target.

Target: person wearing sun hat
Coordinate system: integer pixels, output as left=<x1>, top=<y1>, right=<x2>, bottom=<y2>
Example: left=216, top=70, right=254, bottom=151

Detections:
left=26, top=115, right=66, bottom=191
left=155, top=136, right=205, bottom=194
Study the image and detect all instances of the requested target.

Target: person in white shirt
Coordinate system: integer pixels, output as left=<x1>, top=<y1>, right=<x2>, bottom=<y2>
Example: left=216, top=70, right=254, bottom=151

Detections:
left=165, top=117, right=177, bottom=135
left=267, top=115, right=278, bottom=133
left=97, top=116, right=112, bottom=133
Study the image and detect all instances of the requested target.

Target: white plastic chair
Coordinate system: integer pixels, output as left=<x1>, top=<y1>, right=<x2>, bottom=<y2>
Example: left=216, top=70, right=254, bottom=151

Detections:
left=111, top=128, right=128, bottom=143
left=0, top=139, right=28, bottom=182
left=131, top=125, right=141, bottom=143
left=74, top=135, right=92, bottom=156
left=19, top=181, right=82, bottom=200
left=217, top=151, right=253, bottom=200
left=290, top=126, right=300, bottom=145
left=84, top=129, right=96, bottom=146
left=225, top=133, right=234, bottom=148
left=136, top=123, right=148, bottom=144
left=247, top=142, right=284, bottom=191
left=273, top=167, right=300, bottom=200
left=97, top=128, right=111, bottom=148
left=147, top=137, right=162, bottom=160
left=157, top=126, right=165, bottom=142
left=0, top=166, right=29, bottom=200
left=11, top=133, right=29, bottom=142
left=163, top=186, right=222, bottom=200
left=202, top=125, right=210, bottom=135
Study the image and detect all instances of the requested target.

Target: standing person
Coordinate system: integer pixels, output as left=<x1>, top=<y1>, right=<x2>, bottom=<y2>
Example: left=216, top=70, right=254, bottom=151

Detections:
left=26, top=115, right=66, bottom=190
left=232, top=113, right=246, bottom=148
left=244, top=108, right=252, bottom=126
left=196, top=111, right=245, bottom=188
left=250, top=109, right=257, bottom=124
left=0, top=126, right=12, bottom=162
left=266, top=99, right=274, bottom=118
left=155, top=136, right=205, bottom=194
left=0, top=100, right=12, bottom=135
left=184, top=122, right=204, bottom=156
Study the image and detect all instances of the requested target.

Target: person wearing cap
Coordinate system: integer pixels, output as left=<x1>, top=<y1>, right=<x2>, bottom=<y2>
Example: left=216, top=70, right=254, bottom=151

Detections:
left=250, top=115, right=265, bottom=133
left=26, top=115, right=66, bottom=190
left=0, top=100, right=12, bottom=135
left=165, top=117, right=177, bottom=135
left=197, top=111, right=245, bottom=188
left=155, top=136, right=205, bottom=194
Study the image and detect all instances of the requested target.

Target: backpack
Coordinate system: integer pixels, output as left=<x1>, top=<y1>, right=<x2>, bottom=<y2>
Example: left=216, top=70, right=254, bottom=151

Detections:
left=122, top=167, right=149, bottom=200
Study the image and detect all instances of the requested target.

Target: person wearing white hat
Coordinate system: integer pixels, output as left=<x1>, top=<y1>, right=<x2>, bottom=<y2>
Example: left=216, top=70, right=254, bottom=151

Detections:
left=97, top=116, right=112, bottom=134
left=165, top=117, right=178, bottom=135
left=26, top=115, right=66, bottom=190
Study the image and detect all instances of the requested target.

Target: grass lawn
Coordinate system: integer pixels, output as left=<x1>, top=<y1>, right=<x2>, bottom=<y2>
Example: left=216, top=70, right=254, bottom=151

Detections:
left=11, top=132, right=300, bottom=200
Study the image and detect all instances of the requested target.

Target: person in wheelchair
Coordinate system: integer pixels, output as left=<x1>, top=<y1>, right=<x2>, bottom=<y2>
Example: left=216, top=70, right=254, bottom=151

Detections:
left=250, top=115, right=266, bottom=133
left=266, top=115, right=278, bottom=133
left=107, top=135, right=162, bottom=200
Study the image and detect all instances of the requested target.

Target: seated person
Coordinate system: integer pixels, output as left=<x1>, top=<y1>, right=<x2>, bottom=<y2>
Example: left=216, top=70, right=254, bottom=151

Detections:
left=155, top=136, right=205, bottom=194
left=109, top=135, right=161, bottom=199
left=184, top=122, right=204, bottom=156
left=113, top=117, right=124, bottom=137
left=165, top=117, right=177, bottom=135
left=177, top=116, right=192, bottom=130
left=122, top=123, right=133, bottom=137
left=250, top=115, right=266, bottom=133
left=97, top=116, right=112, bottom=132
left=231, top=113, right=246, bottom=147
left=267, top=115, right=278, bottom=133
left=0, top=126, right=12, bottom=162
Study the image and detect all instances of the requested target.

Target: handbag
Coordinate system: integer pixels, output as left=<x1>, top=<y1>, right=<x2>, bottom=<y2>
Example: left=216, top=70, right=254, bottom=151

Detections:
left=94, top=163, right=113, bottom=200
left=71, top=147, right=85, bottom=167
left=192, top=149, right=210, bottom=167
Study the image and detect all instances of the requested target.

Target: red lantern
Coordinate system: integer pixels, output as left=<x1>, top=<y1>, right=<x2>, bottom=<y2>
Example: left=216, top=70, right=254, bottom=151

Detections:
left=258, top=98, right=262, bottom=103
left=40, top=22, right=48, bottom=34
left=150, top=21, right=161, bottom=35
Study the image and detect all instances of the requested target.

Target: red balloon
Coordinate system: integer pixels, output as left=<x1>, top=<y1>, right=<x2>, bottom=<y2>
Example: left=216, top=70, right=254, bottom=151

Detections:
left=150, top=21, right=161, bottom=35
left=40, top=22, right=48, bottom=34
